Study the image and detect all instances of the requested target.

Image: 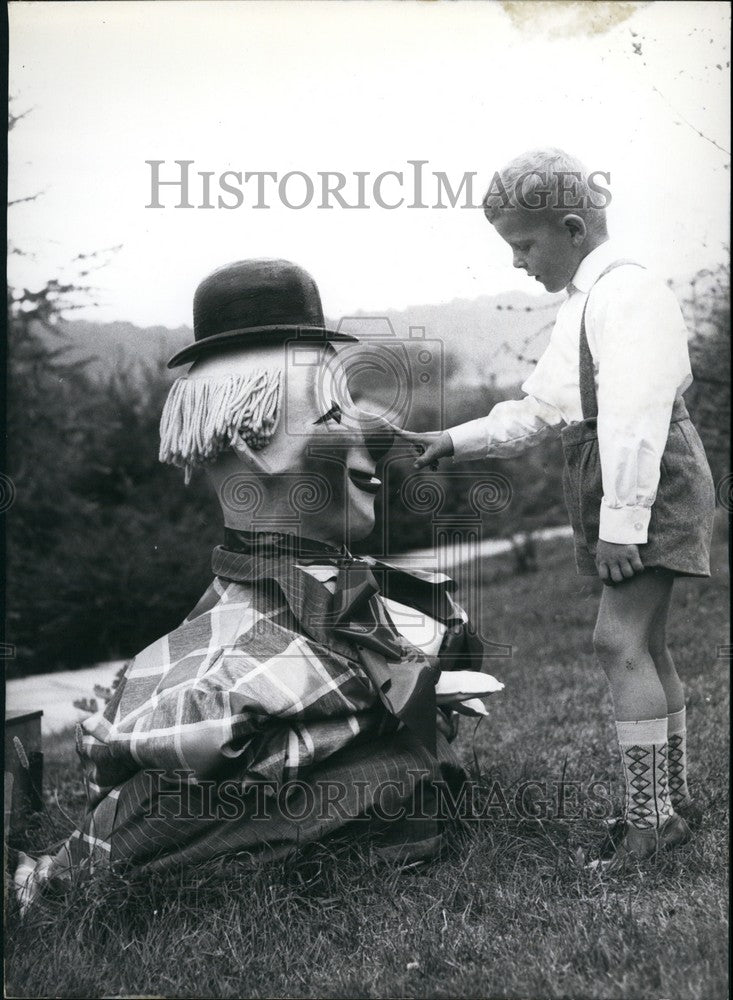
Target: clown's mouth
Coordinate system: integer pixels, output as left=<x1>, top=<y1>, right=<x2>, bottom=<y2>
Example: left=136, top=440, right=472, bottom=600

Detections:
left=348, top=469, right=382, bottom=494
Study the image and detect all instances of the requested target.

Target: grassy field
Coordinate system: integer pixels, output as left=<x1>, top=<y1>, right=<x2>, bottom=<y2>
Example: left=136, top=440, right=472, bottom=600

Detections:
left=4, top=518, right=729, bottom=999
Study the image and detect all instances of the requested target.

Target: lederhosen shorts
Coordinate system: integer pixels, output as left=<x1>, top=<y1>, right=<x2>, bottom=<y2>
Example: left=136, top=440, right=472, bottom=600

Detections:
left=560, top=261, right=716, bottom=578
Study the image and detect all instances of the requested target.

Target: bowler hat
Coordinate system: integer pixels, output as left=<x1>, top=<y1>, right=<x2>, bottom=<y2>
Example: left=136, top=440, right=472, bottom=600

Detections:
left=167, top=258, right=357, bottom=368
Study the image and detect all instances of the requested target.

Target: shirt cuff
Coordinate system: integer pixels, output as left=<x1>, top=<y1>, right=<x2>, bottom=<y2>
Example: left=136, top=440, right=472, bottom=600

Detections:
left=599, top=504, right=650, bottom=544
left=446, top=419, right=489, bottom=461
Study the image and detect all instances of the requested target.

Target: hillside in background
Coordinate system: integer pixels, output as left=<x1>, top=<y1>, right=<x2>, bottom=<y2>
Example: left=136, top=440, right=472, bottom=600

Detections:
left=52, top=290, right=562, bottom=387
left=51, top=273, right=718, bottom=394
left=47, top=320, right=192, bottom=380
left=335, top=290, right=562, bottom=387
left=49, top=274, right=717, bottom=391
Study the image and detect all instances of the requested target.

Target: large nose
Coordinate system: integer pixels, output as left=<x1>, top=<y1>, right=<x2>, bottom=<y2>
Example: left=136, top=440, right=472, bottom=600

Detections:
left=363, top=413, right=396, bottom=462
left=512, top=251, right=526, bottom=270
left=346, top=407, right=396, bottom=461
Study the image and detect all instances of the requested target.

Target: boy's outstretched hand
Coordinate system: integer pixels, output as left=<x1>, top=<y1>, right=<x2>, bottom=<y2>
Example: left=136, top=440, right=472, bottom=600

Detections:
left=392, top=428, right=455, bottom=469
left=595, top=540, right=644, bottom=585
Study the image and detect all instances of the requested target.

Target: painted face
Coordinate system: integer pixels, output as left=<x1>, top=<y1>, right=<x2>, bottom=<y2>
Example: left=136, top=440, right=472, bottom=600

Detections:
left=492, top=212, right=581, bottom=293
left=200, top=343, right=392, bottom=545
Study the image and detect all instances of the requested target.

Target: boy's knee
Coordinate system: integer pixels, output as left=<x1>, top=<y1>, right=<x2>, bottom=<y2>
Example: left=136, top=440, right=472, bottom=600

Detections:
left=593, top=623, right=618, bottom=662
left=593, top=622, right=640, bottom=665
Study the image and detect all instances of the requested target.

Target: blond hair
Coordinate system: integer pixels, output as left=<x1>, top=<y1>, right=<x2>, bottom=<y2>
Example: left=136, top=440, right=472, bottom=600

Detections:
left=482, top=148, right=609, bottom=235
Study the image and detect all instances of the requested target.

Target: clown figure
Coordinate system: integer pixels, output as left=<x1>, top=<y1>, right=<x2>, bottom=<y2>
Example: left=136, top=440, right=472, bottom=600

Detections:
left=15, top=260, right=503, bottom=914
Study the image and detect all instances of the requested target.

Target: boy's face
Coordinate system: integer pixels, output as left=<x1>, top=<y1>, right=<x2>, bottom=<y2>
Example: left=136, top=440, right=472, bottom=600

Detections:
left=492, top=211, right=583, bottom=293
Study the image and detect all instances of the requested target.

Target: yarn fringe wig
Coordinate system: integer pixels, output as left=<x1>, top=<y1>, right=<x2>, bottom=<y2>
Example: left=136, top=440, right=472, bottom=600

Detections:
left=159, top=370, right=281, bottom=483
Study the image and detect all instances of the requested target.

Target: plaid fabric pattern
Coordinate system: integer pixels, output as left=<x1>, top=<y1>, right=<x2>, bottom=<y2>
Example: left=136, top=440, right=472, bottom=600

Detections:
left=67, top=550, right=476, bottom=872
left=70, top=728, right=465, bottom=875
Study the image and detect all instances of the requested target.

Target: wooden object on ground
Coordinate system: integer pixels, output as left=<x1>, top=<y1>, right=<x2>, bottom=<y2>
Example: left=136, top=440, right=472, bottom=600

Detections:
left=4, top=710, right=44, bottom=831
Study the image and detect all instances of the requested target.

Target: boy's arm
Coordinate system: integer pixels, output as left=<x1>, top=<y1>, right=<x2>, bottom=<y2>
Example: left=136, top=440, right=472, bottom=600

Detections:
left=403, top=314, right=575, bottom=468
left=592, top=269, right=692, bottom=545
left=406, top=394, right=563, bottom=469
left=447, top=395, right=564, bottom=460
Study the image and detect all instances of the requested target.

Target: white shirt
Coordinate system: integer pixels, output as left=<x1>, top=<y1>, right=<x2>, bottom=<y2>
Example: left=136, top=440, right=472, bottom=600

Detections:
left=447, top=240, right=693, bottom=544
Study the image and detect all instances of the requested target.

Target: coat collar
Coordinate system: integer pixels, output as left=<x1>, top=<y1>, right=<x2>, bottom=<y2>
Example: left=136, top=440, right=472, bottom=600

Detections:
left=211, top=544, right=344, bottom=648
left=211, top=545, right=463, bottom=643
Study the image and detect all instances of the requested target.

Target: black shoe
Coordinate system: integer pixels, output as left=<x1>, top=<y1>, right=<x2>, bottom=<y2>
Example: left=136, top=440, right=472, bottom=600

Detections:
left=599, top=798, right=702, bottom=856
left=587, top=813, right=692, bottom=872
left=674, top=798, right=704, bottom=830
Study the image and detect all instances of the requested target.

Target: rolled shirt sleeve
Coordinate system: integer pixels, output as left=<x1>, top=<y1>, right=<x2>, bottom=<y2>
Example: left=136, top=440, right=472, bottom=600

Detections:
left=589, top=269, right=692, bottom=544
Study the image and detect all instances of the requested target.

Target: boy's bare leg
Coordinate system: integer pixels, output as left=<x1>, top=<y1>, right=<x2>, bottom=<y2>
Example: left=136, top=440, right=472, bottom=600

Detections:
left=648, top=583, right=685, bottom=713
left=592, top=571, right=683, bottom=849
left=593, top=570, right=673, bottom=721
left=648, top=581, right=694, bottom=812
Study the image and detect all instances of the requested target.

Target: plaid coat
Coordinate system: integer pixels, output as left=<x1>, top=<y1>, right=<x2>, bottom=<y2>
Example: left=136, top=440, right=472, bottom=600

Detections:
left=66, top=549, right=482, bottom=873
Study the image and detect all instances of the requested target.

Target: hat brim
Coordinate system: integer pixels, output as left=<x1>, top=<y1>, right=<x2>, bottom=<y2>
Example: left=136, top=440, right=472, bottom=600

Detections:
left=167, top=326, right=359, bottom=369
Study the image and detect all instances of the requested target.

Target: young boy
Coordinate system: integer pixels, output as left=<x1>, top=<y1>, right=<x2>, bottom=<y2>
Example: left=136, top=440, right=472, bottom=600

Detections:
left=403, top=148, right=716, bottom=865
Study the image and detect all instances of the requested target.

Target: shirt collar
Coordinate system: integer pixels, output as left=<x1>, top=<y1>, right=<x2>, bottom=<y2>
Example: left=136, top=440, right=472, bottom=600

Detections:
left=299, top=564, right=339, bottom=583
left=568, top=239, right=620, bottom=294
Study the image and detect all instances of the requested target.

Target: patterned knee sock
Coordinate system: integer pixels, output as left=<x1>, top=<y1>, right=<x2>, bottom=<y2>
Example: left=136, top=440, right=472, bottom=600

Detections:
left=615, top=718, right=673, bottom=830
left=667, top=707, right=691, bottom=809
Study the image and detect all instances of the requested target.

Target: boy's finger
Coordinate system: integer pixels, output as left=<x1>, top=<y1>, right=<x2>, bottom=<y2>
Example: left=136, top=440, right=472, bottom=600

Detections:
left=620, top=559, right=635, bottom=579
left=413, top=443, right=439, bottom=468
left=630, top=553, right=645, bottom=574
left=610, top=563, right=624, bottom=584
left=392, top=427, right=429, bottom=454
left=597, top=561, right=610, bottom=583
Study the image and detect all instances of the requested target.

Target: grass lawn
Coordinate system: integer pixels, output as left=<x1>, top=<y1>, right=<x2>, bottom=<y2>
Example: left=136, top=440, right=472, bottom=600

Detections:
left=4, top=517, right=729, bottom=999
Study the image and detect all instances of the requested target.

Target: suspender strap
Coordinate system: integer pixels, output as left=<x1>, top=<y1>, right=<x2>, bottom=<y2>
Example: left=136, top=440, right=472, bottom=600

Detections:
left=578, top=259, right=645, bottom=421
